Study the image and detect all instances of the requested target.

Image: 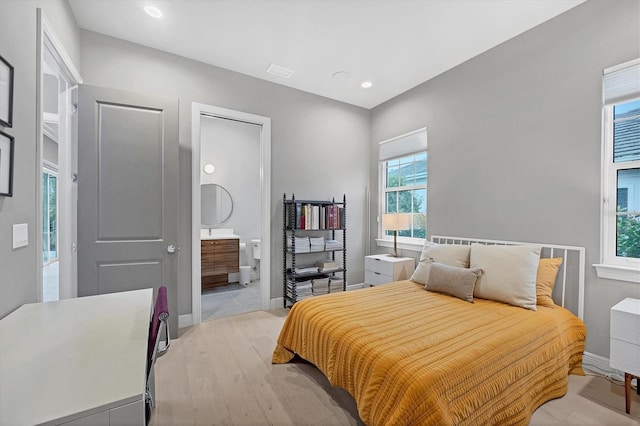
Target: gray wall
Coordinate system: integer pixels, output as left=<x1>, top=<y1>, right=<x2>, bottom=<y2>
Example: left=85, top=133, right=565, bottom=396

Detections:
left=370, top=0, right=640, bottom=358
left=0, top=0, right=81, bottom=318
left=79, top=30, right=370, bottom=316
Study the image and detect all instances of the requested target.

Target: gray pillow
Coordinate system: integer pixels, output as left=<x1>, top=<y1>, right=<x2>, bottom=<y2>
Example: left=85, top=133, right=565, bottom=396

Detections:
left=425, top=262, right=482, bottom=303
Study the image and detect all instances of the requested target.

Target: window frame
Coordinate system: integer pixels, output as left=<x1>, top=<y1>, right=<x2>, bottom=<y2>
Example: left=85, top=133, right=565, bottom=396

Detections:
left=42, top=164, right=59, bottom=267
left=377, top=151, right=427, bottom=250
left=595, top=94, right=640, bottom=283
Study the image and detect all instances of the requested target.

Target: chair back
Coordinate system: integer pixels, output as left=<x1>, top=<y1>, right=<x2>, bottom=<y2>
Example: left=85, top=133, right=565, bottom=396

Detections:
left=147, top=286, right=170, bottom=373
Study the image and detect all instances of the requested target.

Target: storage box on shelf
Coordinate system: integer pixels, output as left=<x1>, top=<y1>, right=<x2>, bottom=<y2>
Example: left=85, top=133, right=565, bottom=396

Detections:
left=283, top=193, right=346, bottom=307
left=610, top=297, right=640, bottom=414
left=364, top=254, right=415, bottom=286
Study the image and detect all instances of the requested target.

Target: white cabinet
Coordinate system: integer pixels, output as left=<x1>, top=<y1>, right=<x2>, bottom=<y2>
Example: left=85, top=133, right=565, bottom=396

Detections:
left=60, top=400, right=144, bottom=426
left=62, top=411, right=109, bottom=426
left=364, top=254, right=415, bottom=286
left=610, top=297, right=640, bottom=414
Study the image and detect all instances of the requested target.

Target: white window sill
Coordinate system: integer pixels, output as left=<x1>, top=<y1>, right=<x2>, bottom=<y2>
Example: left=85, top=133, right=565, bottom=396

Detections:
left=375, top=238, right=424, bottom=253
left=593, top=264, right=640, bottom=284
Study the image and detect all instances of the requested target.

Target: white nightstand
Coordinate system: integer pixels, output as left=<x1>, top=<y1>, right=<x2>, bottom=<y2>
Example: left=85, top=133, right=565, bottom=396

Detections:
left=364, top=254, right=415, bottom=286
left=610, top=297, right=640, bottom=414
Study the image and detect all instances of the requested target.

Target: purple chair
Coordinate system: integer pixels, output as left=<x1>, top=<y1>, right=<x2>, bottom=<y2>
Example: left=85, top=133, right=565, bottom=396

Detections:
left=146, top=286, right=170, bottom=422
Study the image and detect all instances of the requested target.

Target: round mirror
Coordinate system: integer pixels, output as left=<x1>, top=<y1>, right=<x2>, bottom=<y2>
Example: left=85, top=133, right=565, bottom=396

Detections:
left=201, top=183, right=233, bottom=226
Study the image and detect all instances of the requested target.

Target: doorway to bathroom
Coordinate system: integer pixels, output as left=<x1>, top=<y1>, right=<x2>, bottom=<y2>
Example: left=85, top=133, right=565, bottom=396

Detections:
left=191, top=103, right=271, bottom=324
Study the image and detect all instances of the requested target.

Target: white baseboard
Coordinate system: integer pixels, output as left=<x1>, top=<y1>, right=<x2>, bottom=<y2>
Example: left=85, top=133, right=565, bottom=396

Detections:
left=582, top=351, right=626, bottom=381
left=178, top=314, right=193, bottom=329
left=582, top=351, right=613, bottom=374
left=347, top=283, right=365, bottom=290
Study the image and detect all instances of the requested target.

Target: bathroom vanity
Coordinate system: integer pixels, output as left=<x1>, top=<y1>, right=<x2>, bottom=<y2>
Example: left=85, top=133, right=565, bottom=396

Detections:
left=200, top=184, right=241, bottom=290
left=201, top=236, right=240, bottom=290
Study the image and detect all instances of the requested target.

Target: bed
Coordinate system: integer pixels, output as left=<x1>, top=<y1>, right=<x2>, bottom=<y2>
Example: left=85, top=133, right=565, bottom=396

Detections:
left=272, top=236, right=587, bottom=425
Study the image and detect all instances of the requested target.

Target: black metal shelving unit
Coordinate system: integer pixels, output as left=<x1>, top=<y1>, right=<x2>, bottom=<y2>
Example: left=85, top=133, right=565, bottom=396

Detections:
left=283, top=193, right=347, bottom=307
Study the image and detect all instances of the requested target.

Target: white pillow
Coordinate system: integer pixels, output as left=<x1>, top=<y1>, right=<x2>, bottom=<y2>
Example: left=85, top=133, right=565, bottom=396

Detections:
left=470, top=244, right=542, bottom=311
left=411, top=243, right=471, bottom=284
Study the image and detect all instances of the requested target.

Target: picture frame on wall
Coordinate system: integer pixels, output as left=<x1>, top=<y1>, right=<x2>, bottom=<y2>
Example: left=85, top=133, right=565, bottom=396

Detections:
left=0, top=54, right=14, bottom=128
left=0, top=130, right=14, bottom=197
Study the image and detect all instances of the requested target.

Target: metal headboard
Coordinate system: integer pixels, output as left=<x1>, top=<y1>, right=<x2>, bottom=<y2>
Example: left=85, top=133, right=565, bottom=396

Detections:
left=430, top=236, right=585, bottom=320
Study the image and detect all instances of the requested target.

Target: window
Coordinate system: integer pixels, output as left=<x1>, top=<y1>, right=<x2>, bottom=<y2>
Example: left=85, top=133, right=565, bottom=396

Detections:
left=596, top=59, right=640, bottom=283
left=383, top=153, right=427, bottom=238
left=378, top=129, right=428, bottom=248
left=42, top=168, right=58, bottom=266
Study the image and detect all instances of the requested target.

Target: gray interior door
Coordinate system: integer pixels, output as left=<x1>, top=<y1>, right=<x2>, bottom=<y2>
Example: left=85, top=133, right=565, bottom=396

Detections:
left=77, top=85, right=178, bottom=334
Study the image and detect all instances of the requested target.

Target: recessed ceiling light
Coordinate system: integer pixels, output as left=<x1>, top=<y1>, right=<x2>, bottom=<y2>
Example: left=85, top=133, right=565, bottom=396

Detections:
left=361, top=81, right=373, bottom=89
left=144, top=5, right=163, bottom=18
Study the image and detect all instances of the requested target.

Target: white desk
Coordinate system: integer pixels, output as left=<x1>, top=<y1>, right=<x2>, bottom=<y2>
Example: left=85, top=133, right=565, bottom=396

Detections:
left=0, top=289, right=153, bottom=425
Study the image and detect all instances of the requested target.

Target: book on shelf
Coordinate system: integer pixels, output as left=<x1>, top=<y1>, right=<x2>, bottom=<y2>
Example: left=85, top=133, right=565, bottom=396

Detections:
left=309, top=236, right=325, bottom=248
left=292, top=265, right=319, bottom=274
left=287, top=236, right=311, bottom=253
left=315, top=259, right=340, bottom=272
left=315, top=259, right=338, bottom=269
left=312, top=205, right=320, bottom=229
left=311, top=278, right=344, bottom=295
left=293, top=280, right=312, bottom=289
left=328, top=279, right=344, bottom=292
left=312, top=278, right=330, bottom=295
left=286, top=202, right=345, bottom=230
left=325, top=239, right=343, bottom=250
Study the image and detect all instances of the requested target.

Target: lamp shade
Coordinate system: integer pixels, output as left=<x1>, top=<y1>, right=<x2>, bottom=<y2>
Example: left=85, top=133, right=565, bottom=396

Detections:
left=382, top=213, right=411, bottom=231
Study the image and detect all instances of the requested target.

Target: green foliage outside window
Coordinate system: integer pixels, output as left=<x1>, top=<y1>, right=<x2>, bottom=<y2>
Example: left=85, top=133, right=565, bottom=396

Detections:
left=617, top=213, right=640, bottom=258
left=386, top=175, right=426, bottom=239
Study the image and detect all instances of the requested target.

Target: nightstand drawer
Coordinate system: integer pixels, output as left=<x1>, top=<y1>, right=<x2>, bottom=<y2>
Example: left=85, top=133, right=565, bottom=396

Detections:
left=365, top=256, right=395, bottom=275
left=365, top=270, right=393, bottom=286
left=611, top=338, right=640, bottom=377
left=612, top=298, right=640, bottom=345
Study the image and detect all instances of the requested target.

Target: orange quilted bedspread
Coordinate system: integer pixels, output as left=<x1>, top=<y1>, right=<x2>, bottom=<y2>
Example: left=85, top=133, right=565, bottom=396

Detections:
left=272, top=280, right=586, bottom=425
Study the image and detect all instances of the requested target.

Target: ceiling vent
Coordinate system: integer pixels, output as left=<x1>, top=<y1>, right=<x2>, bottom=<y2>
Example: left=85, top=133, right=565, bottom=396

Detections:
left=266, top=63, right=294, bottom=78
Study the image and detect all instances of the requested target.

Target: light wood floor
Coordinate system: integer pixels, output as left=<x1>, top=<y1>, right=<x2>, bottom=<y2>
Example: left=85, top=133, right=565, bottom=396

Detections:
left=151, top=309, right=640, bottom=425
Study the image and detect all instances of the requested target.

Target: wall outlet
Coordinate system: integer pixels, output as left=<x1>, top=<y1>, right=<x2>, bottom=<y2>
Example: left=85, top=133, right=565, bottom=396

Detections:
left=12, top=223, right=28, bottom=249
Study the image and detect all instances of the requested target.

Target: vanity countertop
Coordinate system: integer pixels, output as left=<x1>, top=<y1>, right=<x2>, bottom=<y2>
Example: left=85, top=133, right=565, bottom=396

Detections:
left=201, top=228, right=240, bottom=240
left=201, top=235, right=240, bottom=240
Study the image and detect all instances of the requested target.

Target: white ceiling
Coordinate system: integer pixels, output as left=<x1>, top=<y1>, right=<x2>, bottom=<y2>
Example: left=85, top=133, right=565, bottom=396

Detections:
left=68, top=0, right=585, bottom=109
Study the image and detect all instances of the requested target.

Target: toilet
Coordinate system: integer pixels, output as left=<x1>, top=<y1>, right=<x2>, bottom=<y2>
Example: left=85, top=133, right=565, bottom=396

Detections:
left=250, top=239, right=261, bottom=274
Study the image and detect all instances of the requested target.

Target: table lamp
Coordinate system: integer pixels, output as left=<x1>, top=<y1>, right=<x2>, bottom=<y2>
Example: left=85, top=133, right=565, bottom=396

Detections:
left=382, top=213, right=411, bottom=257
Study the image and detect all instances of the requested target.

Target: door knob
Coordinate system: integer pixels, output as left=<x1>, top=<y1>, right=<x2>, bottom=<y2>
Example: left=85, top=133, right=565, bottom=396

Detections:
left=167, top=244, right=178, bottom=254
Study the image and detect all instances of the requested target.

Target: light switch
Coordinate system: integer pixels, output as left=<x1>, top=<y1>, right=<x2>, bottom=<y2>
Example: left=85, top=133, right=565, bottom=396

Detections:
left=12, top=223, right=28, bottom=249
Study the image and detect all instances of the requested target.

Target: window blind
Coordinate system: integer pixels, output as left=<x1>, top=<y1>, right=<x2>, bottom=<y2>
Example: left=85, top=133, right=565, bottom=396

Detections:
left=379, top=128, right=427, bottom=161
left=603, top=59, right=640, bottom=105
